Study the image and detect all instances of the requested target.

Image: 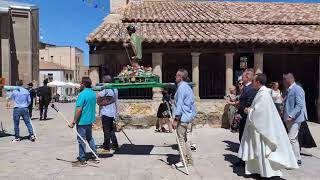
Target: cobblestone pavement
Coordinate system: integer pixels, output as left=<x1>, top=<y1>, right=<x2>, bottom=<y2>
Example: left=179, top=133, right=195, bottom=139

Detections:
left=0, top=100, right=320, bottom=180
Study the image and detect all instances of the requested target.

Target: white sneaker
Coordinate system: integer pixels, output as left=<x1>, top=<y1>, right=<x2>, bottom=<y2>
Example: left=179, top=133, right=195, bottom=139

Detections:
left=175, top=162, right=185, bottom=168
left=12, top=138, right=21, bottom=143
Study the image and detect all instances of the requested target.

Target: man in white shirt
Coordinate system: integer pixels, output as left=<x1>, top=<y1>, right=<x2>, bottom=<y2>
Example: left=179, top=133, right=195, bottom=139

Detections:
left=97, top=75, right=119, bottom=153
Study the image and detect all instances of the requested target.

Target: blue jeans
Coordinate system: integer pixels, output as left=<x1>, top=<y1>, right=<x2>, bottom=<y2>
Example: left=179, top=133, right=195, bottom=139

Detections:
left=13, top=107, right=34, bottom=139
left=77, top=125, right=97, bottom=161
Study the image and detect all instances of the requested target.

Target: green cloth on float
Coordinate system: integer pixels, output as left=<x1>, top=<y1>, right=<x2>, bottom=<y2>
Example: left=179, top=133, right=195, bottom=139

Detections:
left=130, top=33, right=142, bottom=60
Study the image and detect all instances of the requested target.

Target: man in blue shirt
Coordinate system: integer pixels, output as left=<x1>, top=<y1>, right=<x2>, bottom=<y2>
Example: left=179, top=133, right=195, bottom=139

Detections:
left=69, top=77, right=98, bottom=167
left=9, top=80, right=35, bottom=142
left=172, top=69, right=196, bottom=168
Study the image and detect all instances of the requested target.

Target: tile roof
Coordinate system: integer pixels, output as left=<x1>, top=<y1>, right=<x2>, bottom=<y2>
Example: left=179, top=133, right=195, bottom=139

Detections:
left=39, top=61, right=72, bottom=71
left=88, top=22, right=320, bottom=44
left=87, top=0, right=320, bottom=45
left=122, top=1, right=320, bottom=25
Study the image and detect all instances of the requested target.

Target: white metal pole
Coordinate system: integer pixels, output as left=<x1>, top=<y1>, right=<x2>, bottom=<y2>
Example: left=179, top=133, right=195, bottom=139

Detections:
left=51, top=104, right=100, bottom=161
left=166, top=102, right=189, bottom=175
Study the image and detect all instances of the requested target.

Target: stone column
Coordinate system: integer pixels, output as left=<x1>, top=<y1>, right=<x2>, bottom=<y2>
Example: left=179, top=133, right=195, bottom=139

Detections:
left=89, top=67, right=100, bottom=86
left=1, top=15, right=11, bottom=85
left=152, top=52, right=162, bottom=100
left=225, top=53, right=234, bottom=95
left=254, top=52, right=264, bottom=74
left=191, top=52, right=200, bottom=100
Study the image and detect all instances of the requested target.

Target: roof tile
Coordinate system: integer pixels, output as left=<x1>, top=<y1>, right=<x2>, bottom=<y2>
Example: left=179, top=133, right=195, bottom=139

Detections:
left=86, top=1, right=320, bottom=45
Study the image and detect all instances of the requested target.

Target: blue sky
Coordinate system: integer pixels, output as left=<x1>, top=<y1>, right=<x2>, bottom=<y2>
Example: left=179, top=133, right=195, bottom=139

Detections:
left=14, top=0, right=110, bottom=66
left=13, top=0, right=320, bottom=66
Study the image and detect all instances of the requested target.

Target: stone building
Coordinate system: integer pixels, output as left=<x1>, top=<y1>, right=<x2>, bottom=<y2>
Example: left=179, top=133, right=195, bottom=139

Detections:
left=87, top=0, right=320, bottom=124
left=39, top=44, right=84, bottom=83
left=0, top=1, right=39, bottom=86
left=80, top=65, right=90, bottom=78
left=39, top=61, right=74, bottom=96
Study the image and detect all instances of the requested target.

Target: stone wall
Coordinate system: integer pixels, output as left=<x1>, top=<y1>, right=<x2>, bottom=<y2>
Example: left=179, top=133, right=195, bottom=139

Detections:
left=93, top=99, right=229, bottom=130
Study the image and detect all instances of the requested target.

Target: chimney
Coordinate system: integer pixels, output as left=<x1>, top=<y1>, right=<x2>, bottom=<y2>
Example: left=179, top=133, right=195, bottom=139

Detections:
left=110, top=0, right=128, bottom=14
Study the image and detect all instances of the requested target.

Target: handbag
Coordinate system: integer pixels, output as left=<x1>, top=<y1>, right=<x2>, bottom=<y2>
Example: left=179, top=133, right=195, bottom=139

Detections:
left=97, top=89, right=112, bottom=106
left=231, top=114, right=241, bottom=131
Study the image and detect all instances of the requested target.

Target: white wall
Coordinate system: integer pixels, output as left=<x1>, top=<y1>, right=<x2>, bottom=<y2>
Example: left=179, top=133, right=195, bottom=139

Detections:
left=39, top=46, right=84, bottom=83
left=39, top=70, right=64, bottom=95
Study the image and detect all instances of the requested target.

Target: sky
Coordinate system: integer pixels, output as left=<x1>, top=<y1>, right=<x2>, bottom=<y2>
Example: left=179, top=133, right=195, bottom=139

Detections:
left=13, top=0, right=320, bottom=66
left=13, top=0, right=110, bottom=66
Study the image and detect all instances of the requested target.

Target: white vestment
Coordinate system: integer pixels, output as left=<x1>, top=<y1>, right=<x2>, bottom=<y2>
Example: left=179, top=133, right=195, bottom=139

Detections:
left=238, top=86, right=298, bottom=178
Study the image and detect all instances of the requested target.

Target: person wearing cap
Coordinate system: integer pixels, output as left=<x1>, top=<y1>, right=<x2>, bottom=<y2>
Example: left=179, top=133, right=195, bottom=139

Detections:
left=26, top=82, right=36, bottom=118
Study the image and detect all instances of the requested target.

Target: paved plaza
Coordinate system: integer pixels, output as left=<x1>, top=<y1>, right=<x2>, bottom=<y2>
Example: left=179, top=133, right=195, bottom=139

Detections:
left=0, top=100, right=320, bottom=180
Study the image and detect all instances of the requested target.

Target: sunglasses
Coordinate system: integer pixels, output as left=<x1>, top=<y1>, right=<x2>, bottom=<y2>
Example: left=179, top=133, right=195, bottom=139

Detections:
left=238, top=83, right=243, bottom=85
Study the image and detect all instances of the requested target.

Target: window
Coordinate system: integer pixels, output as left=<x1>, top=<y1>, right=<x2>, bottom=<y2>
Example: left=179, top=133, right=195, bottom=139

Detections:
left=66, top=74, right=68, bottom=81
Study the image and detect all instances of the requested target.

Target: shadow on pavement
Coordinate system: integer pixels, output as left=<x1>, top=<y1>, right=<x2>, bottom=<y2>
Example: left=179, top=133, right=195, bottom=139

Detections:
left=166, top=154, right=180, bottom=165
left=223, top=154, right=285, bottom=180
left=39, top=117, right=54, bottom=121
left=155, top=143, right=179, bottom=151
left=114, top=144, right=154, bottom=155
left=223, top=140, right=239, bottom=153
left=0, top=131, right=14, bottom=138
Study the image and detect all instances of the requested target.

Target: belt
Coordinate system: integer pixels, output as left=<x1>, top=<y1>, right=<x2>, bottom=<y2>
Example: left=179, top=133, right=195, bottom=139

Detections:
left=14, top=107, right=28, bottom=109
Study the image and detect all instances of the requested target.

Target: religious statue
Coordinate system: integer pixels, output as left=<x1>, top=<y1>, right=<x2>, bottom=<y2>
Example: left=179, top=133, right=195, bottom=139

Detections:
left=123, top=24, right=142, bottom=65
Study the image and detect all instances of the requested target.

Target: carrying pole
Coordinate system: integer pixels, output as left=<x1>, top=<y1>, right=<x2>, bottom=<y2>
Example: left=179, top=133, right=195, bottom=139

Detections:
left=165, top=102, right=189, bottom=175
left=124, top=46, right=133, bottom=66
left=51, top=104, right=100, bottom=161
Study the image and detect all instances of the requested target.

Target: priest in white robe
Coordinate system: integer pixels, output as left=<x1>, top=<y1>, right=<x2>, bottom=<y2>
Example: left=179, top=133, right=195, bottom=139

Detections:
left=238, top=73, right=298, bottom=178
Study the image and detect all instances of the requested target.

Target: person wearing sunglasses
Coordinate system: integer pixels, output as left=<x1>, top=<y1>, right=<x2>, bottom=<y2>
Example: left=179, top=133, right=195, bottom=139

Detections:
left=237, top=80, right=244, bottom=95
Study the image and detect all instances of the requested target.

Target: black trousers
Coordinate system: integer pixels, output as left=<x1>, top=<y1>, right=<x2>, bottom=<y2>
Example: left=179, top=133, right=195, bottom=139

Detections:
left=39, top=102, right=48, bottom=119
left=102, top=115, right=118, bottom=149
left=238, top=116, right=247, bottom=142
left=28, top=105, right=33, bottom=118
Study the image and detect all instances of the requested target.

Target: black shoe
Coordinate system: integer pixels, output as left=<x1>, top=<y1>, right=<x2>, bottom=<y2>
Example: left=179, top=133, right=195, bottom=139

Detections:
left=297, top=160, right=302, bottom=166
left=40, top=117, right=43, bottom=121
left=233, top=160, right=245, bottom=167
left=111, top=144, right=119, bottom=150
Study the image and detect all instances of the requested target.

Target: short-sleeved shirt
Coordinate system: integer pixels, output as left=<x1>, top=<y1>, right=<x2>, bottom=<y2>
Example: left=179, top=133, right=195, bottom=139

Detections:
left=99, top=89, right=118, bottom=118
left=75, top=88, right=96, bottom=125
left=9, top=87, right=31, bottom=108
